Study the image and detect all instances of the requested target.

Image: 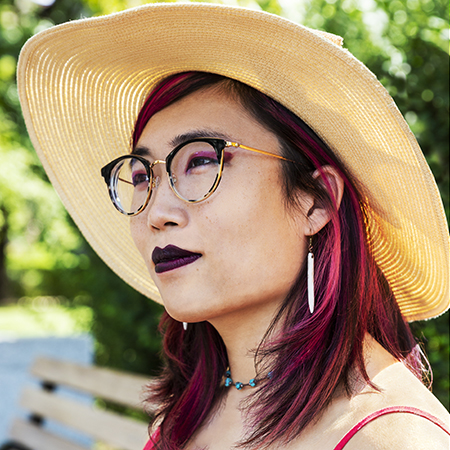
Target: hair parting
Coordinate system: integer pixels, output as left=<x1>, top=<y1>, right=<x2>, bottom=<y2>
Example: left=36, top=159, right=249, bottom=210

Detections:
left=135, top=72, right=424, bottom=449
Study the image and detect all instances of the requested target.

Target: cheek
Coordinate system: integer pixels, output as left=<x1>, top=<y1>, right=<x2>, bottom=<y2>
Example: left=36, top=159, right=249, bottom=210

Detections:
left=129, top=218, right=142, bottom=249
left=129, top=217, right=151, bottom=267
left=206, top=178, right=305, bottom=289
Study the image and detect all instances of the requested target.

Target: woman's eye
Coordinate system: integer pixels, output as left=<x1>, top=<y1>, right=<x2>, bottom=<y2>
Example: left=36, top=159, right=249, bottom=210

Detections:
left=131, top=171, right=149, bottom=187
left=186, top=153, right=218, bottom=172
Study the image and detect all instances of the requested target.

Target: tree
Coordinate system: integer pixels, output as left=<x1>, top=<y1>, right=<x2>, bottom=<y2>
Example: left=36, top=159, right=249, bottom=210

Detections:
left=0, top=0, right=448, bottom=407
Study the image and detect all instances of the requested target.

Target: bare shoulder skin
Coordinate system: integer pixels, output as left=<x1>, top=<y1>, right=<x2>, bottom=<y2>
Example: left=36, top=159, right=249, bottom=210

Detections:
left=188, top=335, right=449, bottom=450
left=287, top=335, right=449, bottom=450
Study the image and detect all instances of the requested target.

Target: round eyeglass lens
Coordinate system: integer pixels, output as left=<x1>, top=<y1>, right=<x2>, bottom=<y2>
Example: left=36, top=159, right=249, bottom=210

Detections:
left=111, top=157, right=151, bottom=215
left=170, top=141, right=221, bottom=202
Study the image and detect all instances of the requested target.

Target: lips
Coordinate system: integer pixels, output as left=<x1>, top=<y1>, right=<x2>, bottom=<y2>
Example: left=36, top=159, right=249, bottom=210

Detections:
left=152, top=245, right=202, bottom=274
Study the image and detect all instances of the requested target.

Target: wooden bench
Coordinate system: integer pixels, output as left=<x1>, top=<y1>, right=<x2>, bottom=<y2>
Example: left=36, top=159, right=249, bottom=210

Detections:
left=1, top=356, right=155, bottom=450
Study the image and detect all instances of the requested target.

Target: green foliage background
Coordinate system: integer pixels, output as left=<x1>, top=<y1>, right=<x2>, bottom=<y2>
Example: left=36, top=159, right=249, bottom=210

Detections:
left=0, top=0, right=448, bottom=408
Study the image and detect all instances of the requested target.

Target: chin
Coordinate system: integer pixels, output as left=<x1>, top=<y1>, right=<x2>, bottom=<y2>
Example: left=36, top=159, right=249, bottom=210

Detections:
left=163, top=296, right=225, bottom=324
left=162, top=296, right=201, bottom=323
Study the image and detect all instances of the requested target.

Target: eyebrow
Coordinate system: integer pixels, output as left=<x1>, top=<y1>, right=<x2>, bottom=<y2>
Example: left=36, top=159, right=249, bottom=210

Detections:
left=169, top=129, right=230, bottom=148
left=131, top=129, right=231, bottom=158
left=131, top=146, right=153, bottom=158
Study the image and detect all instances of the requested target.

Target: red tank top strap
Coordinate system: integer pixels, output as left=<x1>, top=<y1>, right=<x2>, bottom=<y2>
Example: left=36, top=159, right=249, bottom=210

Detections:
left=143, top=409, right=449, bottom=450
left=334, top=406, right=450, bottom=450
left=143, top=428, right=161, bottom=450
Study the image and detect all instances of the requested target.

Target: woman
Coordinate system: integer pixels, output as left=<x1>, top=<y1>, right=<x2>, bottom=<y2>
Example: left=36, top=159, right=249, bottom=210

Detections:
left=17, top=3, right=449, bottom=449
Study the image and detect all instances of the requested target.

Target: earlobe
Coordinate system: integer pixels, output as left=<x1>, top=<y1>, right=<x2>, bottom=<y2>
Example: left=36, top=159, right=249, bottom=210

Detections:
left=304, top=165, right=344, bottom=235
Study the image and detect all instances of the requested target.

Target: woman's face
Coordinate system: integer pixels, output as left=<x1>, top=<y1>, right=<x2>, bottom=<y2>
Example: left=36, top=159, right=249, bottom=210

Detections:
left=130, top=88, right=310, bottom=325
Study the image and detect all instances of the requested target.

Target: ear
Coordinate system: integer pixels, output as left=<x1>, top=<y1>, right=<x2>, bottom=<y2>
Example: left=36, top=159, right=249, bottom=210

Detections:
left=302, top=165, right=344, bottom=236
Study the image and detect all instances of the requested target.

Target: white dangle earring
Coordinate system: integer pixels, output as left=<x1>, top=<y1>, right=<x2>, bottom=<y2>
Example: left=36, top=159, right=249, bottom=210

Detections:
left=183, top=322, right=188, bottom=331
left=307, top=236, right=315, bottom=314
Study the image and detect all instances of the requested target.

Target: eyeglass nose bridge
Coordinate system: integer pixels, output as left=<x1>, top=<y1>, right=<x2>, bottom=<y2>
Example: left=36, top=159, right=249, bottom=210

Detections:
left=146, top=159, right=167, bottom=195
left=137, top=159, right=169, bottom=215
left=149, top=160, right=166, bottom=189
left=149, top=159, right=166, bottom=169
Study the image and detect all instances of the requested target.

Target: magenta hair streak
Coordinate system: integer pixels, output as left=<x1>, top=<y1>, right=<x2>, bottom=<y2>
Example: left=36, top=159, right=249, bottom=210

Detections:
left=136, top=73, right=423, bottom=449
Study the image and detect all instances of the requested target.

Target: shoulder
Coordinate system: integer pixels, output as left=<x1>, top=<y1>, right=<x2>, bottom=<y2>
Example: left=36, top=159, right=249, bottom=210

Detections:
left=364, top=361, right=448, bottom=419
left=290, top=340, right=449, bottom=450
left=342, top=407, right=450, bottom=450
left=342, top=362, right=450, bottom=449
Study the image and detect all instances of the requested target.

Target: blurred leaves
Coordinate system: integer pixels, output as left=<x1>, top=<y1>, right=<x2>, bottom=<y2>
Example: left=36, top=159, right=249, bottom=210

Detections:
left=0, top=0, right=448, bottom=407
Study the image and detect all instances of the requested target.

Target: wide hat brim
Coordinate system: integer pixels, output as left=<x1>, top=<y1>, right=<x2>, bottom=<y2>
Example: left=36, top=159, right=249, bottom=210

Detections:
left=17, top=3, right=449, bottom=321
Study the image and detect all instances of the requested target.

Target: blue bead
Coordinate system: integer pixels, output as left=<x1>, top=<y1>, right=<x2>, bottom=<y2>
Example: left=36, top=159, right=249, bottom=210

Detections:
left=235, top=382, right=243, bottom=390
left=267, top=371, right=273, bottom=379
left=225, top=370, right=231, bottom=377
left=225, top=377, right=233, bottom=387
left=249, top=379, right=256, bottom=387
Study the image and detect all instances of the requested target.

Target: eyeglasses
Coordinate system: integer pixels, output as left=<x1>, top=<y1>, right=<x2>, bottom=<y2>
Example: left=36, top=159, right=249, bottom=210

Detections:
left=101, top=138, right=292, bottom=216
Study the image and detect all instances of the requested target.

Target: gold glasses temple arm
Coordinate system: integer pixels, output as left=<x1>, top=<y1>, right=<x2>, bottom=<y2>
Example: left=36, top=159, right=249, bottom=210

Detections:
left=226, top=141, right=295, bottom=163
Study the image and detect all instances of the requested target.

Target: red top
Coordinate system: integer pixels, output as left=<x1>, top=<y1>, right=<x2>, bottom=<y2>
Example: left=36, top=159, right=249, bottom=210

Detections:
left=333, top=406, right=450, bottom=450
left=143, top=406, right=450, bottom=449
left=143, top=428, right=160, bottom=450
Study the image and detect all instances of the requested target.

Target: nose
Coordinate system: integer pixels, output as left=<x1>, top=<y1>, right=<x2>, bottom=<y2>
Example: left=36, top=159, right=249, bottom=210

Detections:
left=145, top=169, right=188, bottom=231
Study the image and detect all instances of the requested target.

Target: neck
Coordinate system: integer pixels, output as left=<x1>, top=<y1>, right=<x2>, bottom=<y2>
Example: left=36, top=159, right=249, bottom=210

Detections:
left=208, top=300, right=281, bottom=385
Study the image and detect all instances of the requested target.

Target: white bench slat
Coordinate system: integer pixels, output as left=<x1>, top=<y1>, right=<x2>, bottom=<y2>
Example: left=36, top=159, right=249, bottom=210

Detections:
left=10, top=418, right=88, bottom=450
left=31, top=356, right=152, bottom=410
left=21, top=387, right=149, bottom=450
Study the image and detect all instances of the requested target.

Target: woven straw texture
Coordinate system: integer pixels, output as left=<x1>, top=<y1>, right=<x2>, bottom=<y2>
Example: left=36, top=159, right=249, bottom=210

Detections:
left=17, top=3, right=449, bottom=321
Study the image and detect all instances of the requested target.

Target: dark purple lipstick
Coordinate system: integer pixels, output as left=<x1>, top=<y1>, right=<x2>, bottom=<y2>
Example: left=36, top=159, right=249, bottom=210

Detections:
left=152, top=245, right=202, bottom=274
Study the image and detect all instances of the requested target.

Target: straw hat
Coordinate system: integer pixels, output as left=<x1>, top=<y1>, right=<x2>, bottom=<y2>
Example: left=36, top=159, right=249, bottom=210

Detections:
left=17, top=2, right=449, bottom=321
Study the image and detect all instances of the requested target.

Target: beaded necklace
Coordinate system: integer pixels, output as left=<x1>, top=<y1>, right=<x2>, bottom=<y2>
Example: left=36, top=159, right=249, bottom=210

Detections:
left=224, top=368, right=272, bottom=390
